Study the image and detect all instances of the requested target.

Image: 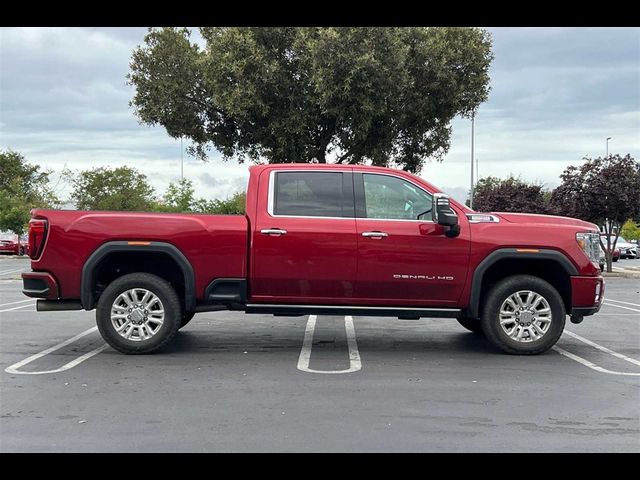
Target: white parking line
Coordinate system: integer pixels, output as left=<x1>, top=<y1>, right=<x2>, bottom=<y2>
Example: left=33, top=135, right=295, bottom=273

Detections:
left=0, top=268, right=25, bottom=276
left=604, top=298, right=640, bottom=308
left=4, top=326, right=108, bottom=375
left=553, top=347, right=640, bottom=376
left=0, top=298, right=34, bottom=308
left=297, top=315, right=362, bottom=374
left=563, top=330, right=640, bottom=366
left=0, top=302, right=36, bottom=313
left=552, top=329, right=640, bottom=376
left=603, top=302, right=640, bottom=313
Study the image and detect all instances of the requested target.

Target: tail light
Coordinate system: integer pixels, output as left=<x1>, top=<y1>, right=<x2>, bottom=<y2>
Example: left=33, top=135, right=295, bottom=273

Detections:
left=28, top=218, right=48, bottom=259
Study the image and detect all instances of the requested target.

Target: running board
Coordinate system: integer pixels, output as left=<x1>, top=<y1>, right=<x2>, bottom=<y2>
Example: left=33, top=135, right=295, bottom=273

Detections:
left=245, top=304, right=461, bottom=318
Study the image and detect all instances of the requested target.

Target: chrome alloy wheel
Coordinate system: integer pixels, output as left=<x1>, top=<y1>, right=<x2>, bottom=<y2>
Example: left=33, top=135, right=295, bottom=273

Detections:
left=110, top=288, right=165, bottom=342
left=498, top=290, right=552, bottom=343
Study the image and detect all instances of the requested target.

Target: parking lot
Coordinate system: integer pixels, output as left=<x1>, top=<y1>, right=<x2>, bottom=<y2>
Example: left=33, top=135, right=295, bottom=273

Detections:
left=1, top=256, right=639, bottom=452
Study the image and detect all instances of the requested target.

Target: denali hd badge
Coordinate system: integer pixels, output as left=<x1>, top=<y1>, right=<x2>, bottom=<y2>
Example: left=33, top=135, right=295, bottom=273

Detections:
left=393, top=274, right=454, bottom=281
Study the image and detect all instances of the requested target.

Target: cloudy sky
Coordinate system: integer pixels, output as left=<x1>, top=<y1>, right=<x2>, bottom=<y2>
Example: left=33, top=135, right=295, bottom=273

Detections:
left=1, top=27, right=638, bottom=204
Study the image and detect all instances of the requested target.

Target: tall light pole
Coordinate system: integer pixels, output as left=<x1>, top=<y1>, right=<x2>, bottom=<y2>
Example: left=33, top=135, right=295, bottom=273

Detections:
left=469, top=112, right=475, bottom=209
left=606, top=137, right=611, bottom=157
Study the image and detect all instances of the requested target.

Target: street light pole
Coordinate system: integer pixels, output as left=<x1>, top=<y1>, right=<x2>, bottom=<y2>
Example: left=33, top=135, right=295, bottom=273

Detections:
left=470, top=112, right=475, bottom=209
left=606, top=137, right=611, bottom=157
left=181, top=136, right=184, bottom=181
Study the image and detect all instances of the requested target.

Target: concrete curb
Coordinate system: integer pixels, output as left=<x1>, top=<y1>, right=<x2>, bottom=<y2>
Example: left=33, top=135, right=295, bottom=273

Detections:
left=602, top=271, right=640, bottom=279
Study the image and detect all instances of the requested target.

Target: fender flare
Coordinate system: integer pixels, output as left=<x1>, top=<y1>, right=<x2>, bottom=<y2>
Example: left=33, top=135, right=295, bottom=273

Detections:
left=81, top=241, right=195, bottom=312
left=466, top=248, right=578, bottom=318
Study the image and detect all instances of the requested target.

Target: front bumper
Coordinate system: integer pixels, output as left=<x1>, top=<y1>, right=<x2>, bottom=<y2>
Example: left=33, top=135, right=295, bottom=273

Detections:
left=570, top=275, right=605, bottom=316
left=22, top=272, right=59, bottom=300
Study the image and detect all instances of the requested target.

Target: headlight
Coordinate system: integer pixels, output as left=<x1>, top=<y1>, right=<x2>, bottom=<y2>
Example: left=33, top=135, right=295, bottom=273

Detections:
left=576, top=232, right=601, bottom=263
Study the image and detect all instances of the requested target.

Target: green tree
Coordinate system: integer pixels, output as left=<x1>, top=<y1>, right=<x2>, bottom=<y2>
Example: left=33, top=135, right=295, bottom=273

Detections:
left=471, top=175, right=548, bottom=213
left=620, top=219, right=640, bottom=242
left=194, top=191, right=246, bottom=215
left=67, top=166, right=156, bottom=211
left=0, top=149, right=59, bottom=239
left=128, top=27, right=493, bottom=172
left=154, top=178, right=196, bottom=212
left=550, top=154, right=640, bottom=271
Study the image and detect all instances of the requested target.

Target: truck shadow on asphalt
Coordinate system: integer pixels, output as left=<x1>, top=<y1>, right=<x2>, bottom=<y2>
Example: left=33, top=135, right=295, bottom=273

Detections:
left=159, top=328, right=507, bottom=356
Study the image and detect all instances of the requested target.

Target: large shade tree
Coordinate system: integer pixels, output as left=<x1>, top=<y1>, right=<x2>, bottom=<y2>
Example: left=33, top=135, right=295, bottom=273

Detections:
left=128, top=27, right=494, bottom=172
left=550, top=154, right=640, bottom=271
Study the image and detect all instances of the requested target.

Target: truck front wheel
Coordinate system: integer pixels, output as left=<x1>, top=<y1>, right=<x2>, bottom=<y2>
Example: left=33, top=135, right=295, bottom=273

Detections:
left=481, top=275, right=565, bottom=355
left=96, top=273, right=182, bottom=354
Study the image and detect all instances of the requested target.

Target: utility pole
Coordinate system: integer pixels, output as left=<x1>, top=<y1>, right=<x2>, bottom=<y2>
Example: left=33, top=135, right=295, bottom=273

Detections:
left=606, top=137, right=611, bottom=157
left=181, top=137, right=184, bottom=181
left=470, top=112, right=475, bottom=209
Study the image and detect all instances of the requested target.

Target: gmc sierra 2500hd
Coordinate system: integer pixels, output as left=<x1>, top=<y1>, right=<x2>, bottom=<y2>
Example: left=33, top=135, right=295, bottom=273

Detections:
left=22, top=164, right=604, bottom=355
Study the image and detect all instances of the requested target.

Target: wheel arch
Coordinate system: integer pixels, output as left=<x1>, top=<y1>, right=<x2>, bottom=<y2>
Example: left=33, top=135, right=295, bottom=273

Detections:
left=465, top=248, right=578, bottom=319
left=81, top=241, right=195, bottom=312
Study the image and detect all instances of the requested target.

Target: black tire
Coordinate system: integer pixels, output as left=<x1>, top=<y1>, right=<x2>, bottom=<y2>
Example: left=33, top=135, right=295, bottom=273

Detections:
left=456, top=316, right=484, bottom=334
left=481, top=275, right=565, bottom=355
left=96, top=273, right=182, bottom=354
left=180, top=311, right=196, bottom=329
left=613, top=257, right=619, bottom=262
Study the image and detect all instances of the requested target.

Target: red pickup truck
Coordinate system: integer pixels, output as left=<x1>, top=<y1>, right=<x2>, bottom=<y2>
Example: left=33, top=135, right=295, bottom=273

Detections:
left=22, top=164, right=604, bottom=355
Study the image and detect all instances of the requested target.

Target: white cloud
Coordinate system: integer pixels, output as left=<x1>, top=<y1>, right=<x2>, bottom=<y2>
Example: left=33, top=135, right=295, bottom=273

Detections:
left=1, top=26, right=639, bottom=206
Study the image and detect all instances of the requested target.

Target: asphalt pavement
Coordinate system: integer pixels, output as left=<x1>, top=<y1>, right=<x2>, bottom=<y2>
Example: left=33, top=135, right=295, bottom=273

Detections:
left=1, top=256, right=639, bottom=452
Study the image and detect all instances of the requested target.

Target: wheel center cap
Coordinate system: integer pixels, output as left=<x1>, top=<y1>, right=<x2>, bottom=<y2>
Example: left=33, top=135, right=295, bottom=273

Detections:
left=131, top=310, right=144, bottom=322
left=520, top=311, right=534, bottom=323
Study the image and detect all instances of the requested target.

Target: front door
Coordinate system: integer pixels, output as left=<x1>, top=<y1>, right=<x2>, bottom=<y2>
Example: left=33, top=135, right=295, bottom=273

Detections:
left=354, top=172, right=470, bottom=307
left=250, top=169, right=358, bottom=304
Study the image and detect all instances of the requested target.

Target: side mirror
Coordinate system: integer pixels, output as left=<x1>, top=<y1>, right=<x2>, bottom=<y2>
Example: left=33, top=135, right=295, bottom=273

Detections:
left=432, top=193, right=460, bottom=237
left=432, top=193, right=458, bottom=226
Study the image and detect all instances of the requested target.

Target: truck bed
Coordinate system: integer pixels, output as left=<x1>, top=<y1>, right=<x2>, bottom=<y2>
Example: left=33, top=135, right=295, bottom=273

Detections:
left=29, top=209, right=248, bottom=301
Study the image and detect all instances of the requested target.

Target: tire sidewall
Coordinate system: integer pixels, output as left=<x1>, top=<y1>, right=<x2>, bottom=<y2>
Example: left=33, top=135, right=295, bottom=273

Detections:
left=96, top=273, right=181, bottom=354
left=482, top=275, right=565, bottom=354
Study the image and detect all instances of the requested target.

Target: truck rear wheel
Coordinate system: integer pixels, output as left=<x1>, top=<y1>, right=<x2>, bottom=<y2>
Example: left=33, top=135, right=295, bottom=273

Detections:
left=481, top=275, right=565, bottom=355
left=456, top=317, right=484, bottom=334
left=96, top=273, right=182, bottom=354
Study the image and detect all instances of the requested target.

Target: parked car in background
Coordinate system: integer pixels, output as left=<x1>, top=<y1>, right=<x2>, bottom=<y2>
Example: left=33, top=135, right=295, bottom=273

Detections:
left=600, top=234, right=637, bottom=260
left=0, top=233, right=26, bottom=256
left=599, top=246, right=621, bottom=271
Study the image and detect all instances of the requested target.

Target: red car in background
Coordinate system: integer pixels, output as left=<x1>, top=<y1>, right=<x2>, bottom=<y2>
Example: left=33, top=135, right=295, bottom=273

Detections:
left=0, top=233, right=28, bottom=256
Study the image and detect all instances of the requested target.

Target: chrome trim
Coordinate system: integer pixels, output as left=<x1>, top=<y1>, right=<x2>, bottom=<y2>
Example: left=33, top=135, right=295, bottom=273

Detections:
left=246, top=303, right=460, bottom=313
left=260, top=229, right=287, bottom=235
left=362, top=231, right=388, bottom=238
left=466, top=214, right=500, bottom=223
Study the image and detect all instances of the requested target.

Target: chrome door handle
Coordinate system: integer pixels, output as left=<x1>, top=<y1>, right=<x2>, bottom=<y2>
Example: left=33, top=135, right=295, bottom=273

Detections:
left=260, top=228, right=287, bottom=235
left=362, top=231, right=388, bottom=238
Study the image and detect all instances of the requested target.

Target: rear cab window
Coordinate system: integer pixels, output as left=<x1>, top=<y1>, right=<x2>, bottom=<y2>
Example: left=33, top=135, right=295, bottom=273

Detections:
left=272, top=171, right=354, bottom=218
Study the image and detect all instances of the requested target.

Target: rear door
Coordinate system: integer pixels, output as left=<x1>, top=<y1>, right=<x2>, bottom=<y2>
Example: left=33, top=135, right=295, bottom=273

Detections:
left=354, top=172, right=470, bottom=307
left=250, top=169, right=357, bottom=303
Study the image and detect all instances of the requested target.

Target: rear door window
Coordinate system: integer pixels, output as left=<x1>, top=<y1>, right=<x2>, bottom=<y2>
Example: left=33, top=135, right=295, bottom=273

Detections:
left=274, top=172, right=351, bottom=217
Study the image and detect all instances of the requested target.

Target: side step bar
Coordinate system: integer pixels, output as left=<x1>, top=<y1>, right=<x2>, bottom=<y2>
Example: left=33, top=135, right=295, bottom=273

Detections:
left=245, top=304, right=461, bottom=318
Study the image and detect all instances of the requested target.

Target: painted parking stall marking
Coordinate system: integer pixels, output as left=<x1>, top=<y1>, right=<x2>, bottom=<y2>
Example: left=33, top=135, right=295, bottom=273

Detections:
left=5, top=326, right=109, bottom=375
left=297, top=315, right=362, bottom=374
left=553, top=328, right=640, bottom=377
left=0, top=268, right=26, bottom=276
left=0, top=300, right=36, bottom=313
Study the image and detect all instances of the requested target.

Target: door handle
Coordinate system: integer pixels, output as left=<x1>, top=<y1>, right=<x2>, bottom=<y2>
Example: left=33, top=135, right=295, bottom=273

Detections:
left=260, top=228, right=288, bottom=236
left=362, top=231, right=388, bottom=238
